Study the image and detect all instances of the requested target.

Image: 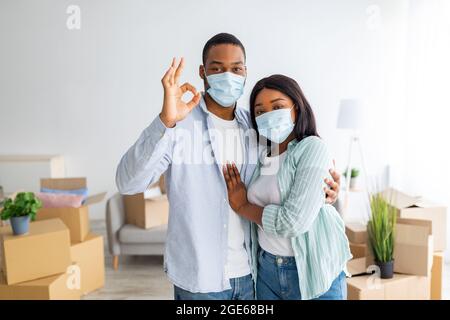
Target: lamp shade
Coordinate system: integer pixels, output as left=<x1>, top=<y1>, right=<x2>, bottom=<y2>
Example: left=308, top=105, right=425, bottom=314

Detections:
left=337, top=99, right=363, bottom=130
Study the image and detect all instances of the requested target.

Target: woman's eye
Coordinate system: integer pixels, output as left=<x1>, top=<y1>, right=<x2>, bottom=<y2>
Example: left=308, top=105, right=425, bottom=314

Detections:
left=256, top=110, right=264, bottom=116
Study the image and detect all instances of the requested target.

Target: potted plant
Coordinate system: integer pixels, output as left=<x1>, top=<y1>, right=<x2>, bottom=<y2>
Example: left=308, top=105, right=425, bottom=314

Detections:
left=0, top=192, right=42, bottom=236
left=367, top=193, right=397, bottom=279
left=344, top=167, right=360, bottom=189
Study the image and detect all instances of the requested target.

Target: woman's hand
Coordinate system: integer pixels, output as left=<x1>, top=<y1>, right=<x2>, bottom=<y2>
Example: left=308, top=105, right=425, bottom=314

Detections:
left=223, top=163, right=248, bottom=213
left=159, top=57, right=201, bottom=128
left=324, top=160, right=341, bottom=204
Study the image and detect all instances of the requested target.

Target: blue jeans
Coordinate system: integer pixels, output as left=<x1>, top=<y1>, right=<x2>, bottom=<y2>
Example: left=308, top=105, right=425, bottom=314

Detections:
left=256, top=249, right=347, bottom=300
left=174, top=274, right=255, bottom=300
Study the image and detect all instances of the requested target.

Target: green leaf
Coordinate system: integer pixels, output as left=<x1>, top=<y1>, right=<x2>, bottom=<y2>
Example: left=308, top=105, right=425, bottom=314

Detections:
left=367, top=193, right=397, bottom=263
left=0, top=192, right=42, bottom=221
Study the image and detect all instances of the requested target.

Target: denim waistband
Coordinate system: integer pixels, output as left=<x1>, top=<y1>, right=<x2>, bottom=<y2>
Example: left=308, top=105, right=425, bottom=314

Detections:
left=259, top=248, right=297, bottom=267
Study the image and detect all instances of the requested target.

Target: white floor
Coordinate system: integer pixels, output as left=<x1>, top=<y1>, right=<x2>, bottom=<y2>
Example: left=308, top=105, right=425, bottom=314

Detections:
left=86, top=220, right=450, bottom=300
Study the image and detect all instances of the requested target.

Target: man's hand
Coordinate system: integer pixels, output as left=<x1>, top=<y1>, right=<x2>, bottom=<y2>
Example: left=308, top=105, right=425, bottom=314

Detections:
left=159, top=57, right=201, bottom=128
left=223, top=163, right=248, bottom=213
left=324, top=160, right=341, bottom=205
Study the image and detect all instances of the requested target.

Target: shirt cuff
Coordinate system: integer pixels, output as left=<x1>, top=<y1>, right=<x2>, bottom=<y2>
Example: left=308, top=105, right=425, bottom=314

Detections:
left=144, top=114, right=175, bottom=139
left=262, top=204, right=280, bottom=235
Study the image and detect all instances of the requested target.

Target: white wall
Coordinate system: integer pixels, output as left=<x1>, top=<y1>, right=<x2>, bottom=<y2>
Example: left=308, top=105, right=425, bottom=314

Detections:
left=7, top=0, right=450, bottom=259
left=0, top=0, right=410, bottom=219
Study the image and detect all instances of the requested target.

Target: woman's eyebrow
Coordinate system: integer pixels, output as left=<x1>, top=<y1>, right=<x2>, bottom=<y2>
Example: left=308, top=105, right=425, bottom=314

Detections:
left=270, top=98, right=286, bottom=103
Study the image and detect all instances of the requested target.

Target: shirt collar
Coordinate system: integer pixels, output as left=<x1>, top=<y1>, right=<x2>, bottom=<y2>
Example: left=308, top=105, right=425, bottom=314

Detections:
left=200, top=92, right=247, bottom=127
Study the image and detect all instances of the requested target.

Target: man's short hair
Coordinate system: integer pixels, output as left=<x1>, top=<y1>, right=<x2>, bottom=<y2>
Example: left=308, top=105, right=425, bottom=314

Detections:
left=202, top=33, right=246, bottom=64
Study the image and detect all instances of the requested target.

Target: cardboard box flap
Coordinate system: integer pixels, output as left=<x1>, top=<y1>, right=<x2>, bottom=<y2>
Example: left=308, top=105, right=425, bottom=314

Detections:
left=84, top=192, right=107, bottom=206
left=415, top=198, right=446, bottom=209
left=347, top=258, right=367, bottom=276
left=40, top=178, right=87, bottom=190
left=380, top=188, right=421, bottom=209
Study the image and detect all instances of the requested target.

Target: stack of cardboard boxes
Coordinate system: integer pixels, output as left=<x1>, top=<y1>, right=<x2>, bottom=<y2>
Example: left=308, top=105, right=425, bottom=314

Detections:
left=345, top=188, right=446, bottom=300
left=0, top=177, right=106, bottom=300
left=0, top=219, right=81, bottom=299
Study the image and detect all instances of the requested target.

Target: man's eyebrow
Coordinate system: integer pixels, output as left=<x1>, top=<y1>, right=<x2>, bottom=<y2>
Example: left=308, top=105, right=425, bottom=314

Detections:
left=209, top=60, right=244, bottom=65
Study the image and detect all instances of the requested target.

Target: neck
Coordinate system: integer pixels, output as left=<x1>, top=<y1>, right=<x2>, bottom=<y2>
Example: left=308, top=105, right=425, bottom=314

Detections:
left=204, top=92, right=235, bottom=120
left=270, top=132, right=296, bottom=156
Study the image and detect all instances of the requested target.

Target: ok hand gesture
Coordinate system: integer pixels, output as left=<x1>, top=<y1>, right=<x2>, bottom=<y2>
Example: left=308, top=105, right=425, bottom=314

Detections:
left=160, top=57, right=201, bottom=128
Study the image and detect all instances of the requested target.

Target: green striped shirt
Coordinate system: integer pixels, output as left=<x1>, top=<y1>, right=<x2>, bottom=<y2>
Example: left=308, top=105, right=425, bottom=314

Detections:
left=250, top=136, right=352, bottom=300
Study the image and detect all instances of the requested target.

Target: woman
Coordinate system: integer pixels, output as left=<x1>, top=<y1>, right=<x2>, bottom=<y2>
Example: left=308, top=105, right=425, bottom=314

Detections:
left=223, top=74, right=352, bottom=300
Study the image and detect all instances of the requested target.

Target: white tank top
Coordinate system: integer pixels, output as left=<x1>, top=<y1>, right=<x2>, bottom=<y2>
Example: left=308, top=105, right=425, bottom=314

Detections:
left=247, top=151, right=295, bottom=257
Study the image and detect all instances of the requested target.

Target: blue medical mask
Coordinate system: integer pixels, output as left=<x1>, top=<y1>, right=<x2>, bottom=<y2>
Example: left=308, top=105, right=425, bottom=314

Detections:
left=256, top=106, right=295, bottom=144
left=205, top=71, right=246, bottom=107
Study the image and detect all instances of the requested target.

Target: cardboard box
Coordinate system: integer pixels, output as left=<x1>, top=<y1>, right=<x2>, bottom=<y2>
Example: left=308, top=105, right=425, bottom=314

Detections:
left=0, top=264, right=81, bottom=300
left=431, top=252, right=443, bottom=300
left=345, top=222, right=367, bottom=244
left=36, top=178, right=106, bottom=244
left=347, top=257, right=367, bottom=276
left=349, top=242, right=367, bottom=259
left=380, top=188, right=447, bottom=251
left=70, top=233, right=105, bottom=295
left=366, top=218, right=433, bottom=277
left=0, top=219, right=71, bottom=285
left=124, top=194, right=169, bottom=229
left=347, top=273, right=430, bottom=300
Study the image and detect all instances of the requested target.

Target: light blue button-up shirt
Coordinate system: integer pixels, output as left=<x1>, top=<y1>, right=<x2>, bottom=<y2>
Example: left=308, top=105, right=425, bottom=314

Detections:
left=116, top=96, right=258, bottom=293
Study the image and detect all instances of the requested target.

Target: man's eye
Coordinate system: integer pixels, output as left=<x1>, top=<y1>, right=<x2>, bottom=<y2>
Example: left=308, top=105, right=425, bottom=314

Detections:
left=233, top=67, right=243, bottom=72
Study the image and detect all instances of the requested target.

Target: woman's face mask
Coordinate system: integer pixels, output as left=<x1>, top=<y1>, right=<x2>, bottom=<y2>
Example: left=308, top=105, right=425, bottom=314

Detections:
left=204, top=71, right=246, bottom=107
left=256, top=106, right=295, bottom=144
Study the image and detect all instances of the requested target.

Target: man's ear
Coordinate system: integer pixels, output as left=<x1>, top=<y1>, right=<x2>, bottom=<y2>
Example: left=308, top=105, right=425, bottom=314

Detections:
left=199, top=65, right=205, bottom=80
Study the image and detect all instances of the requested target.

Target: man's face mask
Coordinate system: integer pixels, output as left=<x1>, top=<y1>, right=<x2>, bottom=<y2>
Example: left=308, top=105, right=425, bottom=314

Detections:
left=204, top=70, right=246, bottom=107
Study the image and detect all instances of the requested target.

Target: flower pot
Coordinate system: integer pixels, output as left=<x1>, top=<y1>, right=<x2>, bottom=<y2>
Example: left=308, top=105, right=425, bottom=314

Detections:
left=376, top=260, right=394, bottom=279
left=10, top=215, right=31, bottom=236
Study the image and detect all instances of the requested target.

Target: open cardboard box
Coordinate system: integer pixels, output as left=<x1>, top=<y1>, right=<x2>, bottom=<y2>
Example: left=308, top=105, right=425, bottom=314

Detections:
left=124, top=194, right=169, bottom=229
left=366, top=218, right=434, bottom=277
left=123, top=176, right=169, bottom=229
left=36, top=178, right=106, bottom=244
left=380, top=188, right=447, bottom=251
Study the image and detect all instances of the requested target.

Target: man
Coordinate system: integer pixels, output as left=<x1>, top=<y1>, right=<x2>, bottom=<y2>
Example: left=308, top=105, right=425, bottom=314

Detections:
left=116, top=33, right=340, bottom=300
